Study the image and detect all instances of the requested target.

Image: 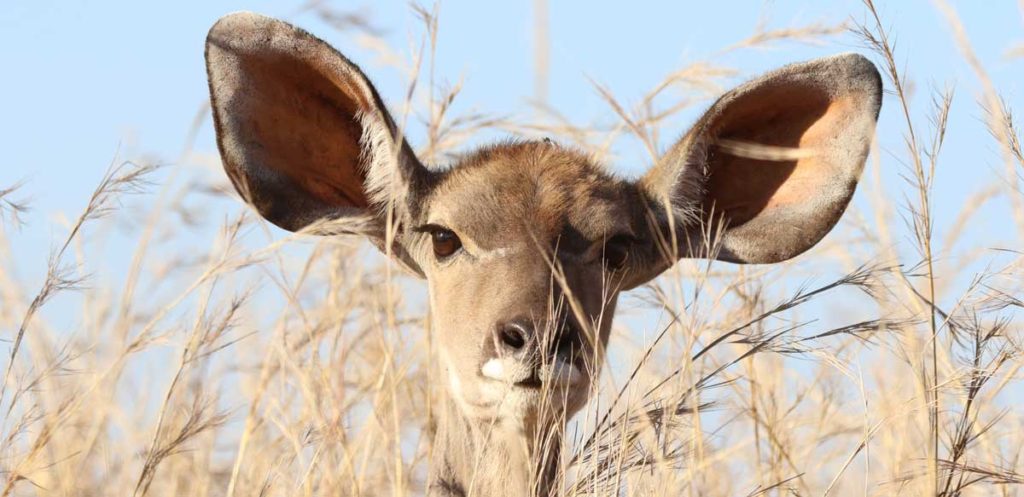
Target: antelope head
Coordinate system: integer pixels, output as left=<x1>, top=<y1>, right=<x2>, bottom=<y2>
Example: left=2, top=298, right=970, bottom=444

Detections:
left=205, top=11, right=881, bottom=495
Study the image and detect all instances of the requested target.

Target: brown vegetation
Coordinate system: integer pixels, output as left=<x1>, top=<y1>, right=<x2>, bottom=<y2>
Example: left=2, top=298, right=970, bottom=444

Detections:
left=1, top=2, right=1021, bottom=496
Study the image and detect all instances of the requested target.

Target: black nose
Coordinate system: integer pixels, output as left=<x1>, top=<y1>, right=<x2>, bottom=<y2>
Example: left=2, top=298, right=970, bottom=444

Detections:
left=496, top=319, right=532, bottom=352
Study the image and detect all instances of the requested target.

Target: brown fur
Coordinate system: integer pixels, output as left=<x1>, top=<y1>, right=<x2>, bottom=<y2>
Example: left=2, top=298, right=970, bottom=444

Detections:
left=205, top=12, right=882, bottom=496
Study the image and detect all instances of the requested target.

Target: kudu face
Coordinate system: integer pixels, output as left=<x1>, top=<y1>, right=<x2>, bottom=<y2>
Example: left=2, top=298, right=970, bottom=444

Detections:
left=205, top=13, right=882, bottom=430
left=421, top=143, right=638, bottom=424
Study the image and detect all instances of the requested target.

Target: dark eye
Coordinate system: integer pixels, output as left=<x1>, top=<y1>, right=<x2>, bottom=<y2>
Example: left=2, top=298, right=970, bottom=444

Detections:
left=431, top=228, right=462, bottom=258
left=602, top=236, right=632, bottom=271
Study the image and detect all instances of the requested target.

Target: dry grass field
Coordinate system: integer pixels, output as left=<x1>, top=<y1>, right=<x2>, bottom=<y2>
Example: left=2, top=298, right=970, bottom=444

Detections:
left=1, top=1, right=1023, bottom=496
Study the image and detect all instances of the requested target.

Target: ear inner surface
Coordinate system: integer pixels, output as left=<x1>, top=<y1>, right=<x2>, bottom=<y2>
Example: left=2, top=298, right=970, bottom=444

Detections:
left=641, top=53, right=882, bottom=265
left=205, top=12, right=418, bottom=233
left=229, top=51, right=371, bottom=209
left=704, top=82, right=833, bottom=227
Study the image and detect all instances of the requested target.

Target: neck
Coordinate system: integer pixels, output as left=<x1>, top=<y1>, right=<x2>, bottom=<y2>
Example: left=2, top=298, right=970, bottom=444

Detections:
left=429, top=392, right=563, bottom=497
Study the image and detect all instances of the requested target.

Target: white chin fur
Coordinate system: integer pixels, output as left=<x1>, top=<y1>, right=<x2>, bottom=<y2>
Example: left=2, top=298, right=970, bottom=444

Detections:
left=481, top=357, right=511, bottom=380
left=481, top=357, right=583, bottom=386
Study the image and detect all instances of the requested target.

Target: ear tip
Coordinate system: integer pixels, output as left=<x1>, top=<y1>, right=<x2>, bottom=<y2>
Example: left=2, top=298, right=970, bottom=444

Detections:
left=207, top=11, right=278, bottom=46
left=830, top=52, right=874, bottom=67
left=210, top=11, right=271, bottom=32
left=832, top=52, right=882, bottom=83
left=828, top=52, right=884, bottom=115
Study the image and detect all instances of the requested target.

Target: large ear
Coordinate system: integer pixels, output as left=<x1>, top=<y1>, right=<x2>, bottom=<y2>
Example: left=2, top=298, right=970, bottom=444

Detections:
left=636, top=53, right=881, bottom=274
left=205, top=12, right=429, bottom=271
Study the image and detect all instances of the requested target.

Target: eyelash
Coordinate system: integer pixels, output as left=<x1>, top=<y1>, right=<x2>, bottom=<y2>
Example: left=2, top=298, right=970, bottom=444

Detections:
left=412, top=225, right=636, bottom=268
left=601, top=235, right=635, bottom=271
left=415, top=224, right=463, bottom=259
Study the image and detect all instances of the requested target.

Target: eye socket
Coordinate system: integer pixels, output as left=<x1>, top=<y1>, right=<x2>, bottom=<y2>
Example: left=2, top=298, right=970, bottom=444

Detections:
left=430, top=228, right=462, bottom=259
left=602, top=236, right=633, bottom=271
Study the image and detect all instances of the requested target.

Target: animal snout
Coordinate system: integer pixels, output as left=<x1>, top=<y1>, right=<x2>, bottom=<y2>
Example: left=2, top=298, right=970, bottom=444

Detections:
left=484, top=316, right=585, bottom=387
left=493, top=316, right=580, bottom=359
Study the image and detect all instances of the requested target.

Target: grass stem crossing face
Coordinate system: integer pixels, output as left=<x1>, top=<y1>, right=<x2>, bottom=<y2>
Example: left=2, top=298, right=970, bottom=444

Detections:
left=205, top=10, right=881, bottom=493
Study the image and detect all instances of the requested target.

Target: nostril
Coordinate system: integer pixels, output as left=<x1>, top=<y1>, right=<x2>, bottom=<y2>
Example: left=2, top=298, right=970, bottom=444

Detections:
left=550, top=317, right=579, bottom=355
left=498, top=324, right=527, bottom=350
left=551, top=329, right=573, bottom=356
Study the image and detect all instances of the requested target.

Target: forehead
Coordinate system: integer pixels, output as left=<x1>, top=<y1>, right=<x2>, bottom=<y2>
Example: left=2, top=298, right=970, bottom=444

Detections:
left=426, top=141, right=635, bottom=251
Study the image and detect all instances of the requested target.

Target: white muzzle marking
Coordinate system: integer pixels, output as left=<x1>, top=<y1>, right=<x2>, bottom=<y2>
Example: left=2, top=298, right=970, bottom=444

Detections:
left=481, top=357, right=583, bottom=386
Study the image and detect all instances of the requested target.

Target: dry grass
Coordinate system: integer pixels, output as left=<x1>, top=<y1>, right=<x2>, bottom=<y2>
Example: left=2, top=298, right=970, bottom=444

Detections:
left=2, top=2, right=1023, bottom=496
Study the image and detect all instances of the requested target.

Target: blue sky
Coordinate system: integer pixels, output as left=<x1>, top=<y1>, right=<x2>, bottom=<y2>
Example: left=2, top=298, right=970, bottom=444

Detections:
left=1, top=1, right=1021, bottom=330
left=2, top=4, right=1024, bottom=471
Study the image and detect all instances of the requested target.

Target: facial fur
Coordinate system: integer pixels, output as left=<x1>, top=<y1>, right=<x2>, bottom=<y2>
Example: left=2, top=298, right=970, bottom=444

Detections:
left=407, top=141, right=641, bottom=427
left=206, top=11, right=882, bottom=452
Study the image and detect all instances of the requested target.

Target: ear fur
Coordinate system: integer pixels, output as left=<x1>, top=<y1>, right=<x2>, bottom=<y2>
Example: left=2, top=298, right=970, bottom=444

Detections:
left=205, top=12, right=429, bottom=232
left=206, top=12, right=429, bottom=274
left=639, top=53, right=882, bottom=267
